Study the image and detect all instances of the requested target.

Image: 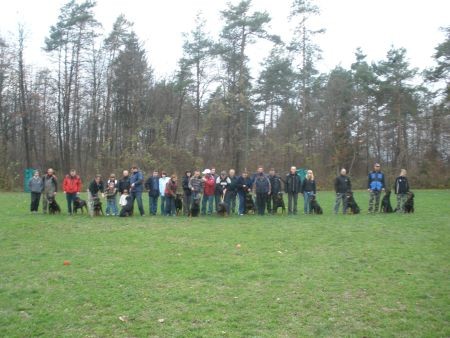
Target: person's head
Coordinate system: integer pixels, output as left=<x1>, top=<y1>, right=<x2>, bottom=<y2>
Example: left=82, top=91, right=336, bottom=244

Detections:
left=269, top=168, right=275, bottom=176
left=290, top=166, right=296, bottom=174
left=152, top=170, right=159, bottom=177
left=229, top=169, right=235, bottom=177
left=171, top=174, right=177, bottom=181
left=194, top=169, right=200, bottom=177
left=220, top=170, right=227, bottom=178
left=94, top=174, right=101, bottom=183
left=131, top=166, right=138, bottom=173
left=70, top=169, right=76, bottom=177
left=185, top=170, right=192, bottom=177
left=307, top=170, right=314, bottom=180
left=123, top=189, right=129, bottom=195
left=47, top=168, right=54, bottom=176
left=400, top=169, right=407, bottom=176
left=340, top=168, right=347, bottom=176
left=202, top=169, right=211, bottom=177
left=122, top=170, right=129, bottom=177
left=161, top=171, right=167, bottom=178
left=374, top=163, right=381, bottom=172
left=211, top=167, right=216, bottom=175
left=109, top=173, right=116, bottom=180
left=242, top=171, right=248, bottom=178
left=257, top=166, right=264, bottom=174
left=108, top=182, right=115, bottom=189
left=34, top=170, right=40, bottom=177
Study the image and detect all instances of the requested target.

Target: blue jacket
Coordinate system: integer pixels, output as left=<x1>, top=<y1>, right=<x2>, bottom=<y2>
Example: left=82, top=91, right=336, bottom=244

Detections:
left=130, top=171, right=144, bottom=193
left=368, top=171, right=385, bottom=191
left=145, top=176, right=160, bottom=197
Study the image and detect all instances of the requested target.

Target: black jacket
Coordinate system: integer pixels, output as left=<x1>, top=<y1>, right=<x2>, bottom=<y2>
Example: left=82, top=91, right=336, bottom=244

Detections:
left=394, top=176, right=409, bottom=194
left=301, top=179, right=316, bottom=194
left=334, top=175, right=351, bottom=193
left=269, top=175, right=282, bottom=194
left=285, top=173, right=301, bottom=194
left=182, top=175, right=192, bottom=195
left=88, top=180, right=104, bottom=196
left=118, top=176, right=131, bottom=194
left=145, top=176, right=160, bottom=197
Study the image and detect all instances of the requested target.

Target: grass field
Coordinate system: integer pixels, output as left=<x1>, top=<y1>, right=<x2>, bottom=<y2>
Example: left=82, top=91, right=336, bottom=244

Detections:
left=0, top=190, right=449, bottom=337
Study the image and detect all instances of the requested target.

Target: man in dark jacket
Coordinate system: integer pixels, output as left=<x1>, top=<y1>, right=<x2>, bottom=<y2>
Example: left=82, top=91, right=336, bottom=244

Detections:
left=145, top=170, right=160, bottom=216
left=88, top=174, right=104, bottom=217
left=334, top=168, right=352, bottom=214
left=285, top=166, right=301, bottom=215
left=130, top=166, right=144, bottom=216
left=118, top=170, right=131, bottom=194
left=252, top=166, right=271, bottom=216
left=182, top=171, right=192, bottom=216
left=226, top=169, right=238, bottom=215
left=42, top=168, right=58, bottom=214
left=267, top=168, right=282, bottom=214
left=237, top=171, right=253, bottom=215
left=368, top=163, right=385, bottom=213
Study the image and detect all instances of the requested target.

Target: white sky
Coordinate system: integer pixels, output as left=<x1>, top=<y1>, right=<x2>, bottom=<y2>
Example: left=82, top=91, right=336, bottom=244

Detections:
left=0, top=0, right=449, bottom=79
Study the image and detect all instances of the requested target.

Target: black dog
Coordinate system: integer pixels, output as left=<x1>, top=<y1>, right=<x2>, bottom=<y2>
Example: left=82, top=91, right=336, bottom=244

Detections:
left=48, top=196, right=61, bottom=214
left=217, top=199, right=228, bottom=217
left=272, top=192, right=286, bottom=214
left=404, top=191, right=415, bottom=213
left=189, top=198, right=200, bottom=217
left=244, top=192, right=256, bottom=214
left=119, top=195, right=133, bottom=217
left=381, top=190, right=393, bottom=213
left=345, top=191, right=360, bottom=214
left=175, top=194, right=183, bottom=216
left=310, top=195, right=323, bottom=214
left=92, top=196, right=104, bottom=216
left=73, top=196, right=88, bottom=214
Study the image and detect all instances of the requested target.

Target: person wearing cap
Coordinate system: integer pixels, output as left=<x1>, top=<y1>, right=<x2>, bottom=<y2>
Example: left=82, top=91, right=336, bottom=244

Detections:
left=215, top=170, right=231, bottom=212
left=201, top=169, right=215, bottom=215
left=130, top=166, right=145, bottom=216
left=368, top=163, right=385, bottom=213
left=159, top=171, right=170, bottom=215
left=63, top=169, right=82, bottom=215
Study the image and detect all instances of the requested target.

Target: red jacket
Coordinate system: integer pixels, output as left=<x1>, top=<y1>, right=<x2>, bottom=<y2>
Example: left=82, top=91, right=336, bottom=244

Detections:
left=63, top=175, right=82, bottom=194
left=203, top=176, right=215, bottom=196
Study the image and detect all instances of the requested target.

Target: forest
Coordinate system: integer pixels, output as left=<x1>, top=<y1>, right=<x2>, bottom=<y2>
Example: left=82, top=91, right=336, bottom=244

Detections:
left=0, top=0, right=448, bottom=190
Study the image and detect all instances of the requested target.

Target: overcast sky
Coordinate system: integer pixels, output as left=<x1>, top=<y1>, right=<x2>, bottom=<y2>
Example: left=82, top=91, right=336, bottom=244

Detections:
left=0, top=0, right=449, bottom=79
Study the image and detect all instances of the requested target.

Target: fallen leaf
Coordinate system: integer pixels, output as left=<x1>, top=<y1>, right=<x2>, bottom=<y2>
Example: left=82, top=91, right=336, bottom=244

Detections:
left=118, top=315, right=128, bottom=322
left=158, top=318, right=165, bottom=323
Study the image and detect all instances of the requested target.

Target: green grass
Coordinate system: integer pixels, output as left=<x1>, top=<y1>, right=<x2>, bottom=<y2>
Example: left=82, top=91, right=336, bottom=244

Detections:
left=0, top=190, right=449, bottom=337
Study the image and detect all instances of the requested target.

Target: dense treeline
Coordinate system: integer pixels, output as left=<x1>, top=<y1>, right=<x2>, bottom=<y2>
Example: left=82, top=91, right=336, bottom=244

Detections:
left=0, top=0, right=448, bottom=190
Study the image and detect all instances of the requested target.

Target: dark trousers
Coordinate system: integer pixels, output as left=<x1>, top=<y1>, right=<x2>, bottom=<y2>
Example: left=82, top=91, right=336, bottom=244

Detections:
left=149, top=194, right=158, bottom=215
left=165, top=195, right=175, bottom=216
left=266, top=193, right=279, bottom=214
left=288, top=192, right=298, bottom=214
left=256, top=193, right=268, bottom=215
left=66, top=192, right=77, bottom=214
left=225, top=191, right=237, bottom=215
left=183, top=193, right=192, bottom=216
left=30, top=192, right=41, bottom=212
left=131, top=191, right=144, bottom=216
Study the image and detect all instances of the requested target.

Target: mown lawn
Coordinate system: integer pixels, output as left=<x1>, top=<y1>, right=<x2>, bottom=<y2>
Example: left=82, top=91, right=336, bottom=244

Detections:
left=0, top=190, right=449, bottom=337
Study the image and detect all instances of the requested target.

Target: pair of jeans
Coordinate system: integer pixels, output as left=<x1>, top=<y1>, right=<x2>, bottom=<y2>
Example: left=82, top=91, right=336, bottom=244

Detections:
left=149, top=194, right=159, bottom=215
left=225, top=191, right=237, bottom=215
left=201, top=195, right=214, bottom=215
left=106, top=198, right=118, bottom=215
left=183, top=192, right=192, bottom=216
left=287, top=192, right=298, bottom=214
left=334, top=193, right=348, bottom=214
left=165, top=195, right=175, bottom=216
left=131, top=191, right=144, bottom=216
left=30, top=192, right=41, bottom=212
left=160, top=195, right=166, bottom=215
left=66, top=192, right=77, bottom=214
left=303, top=191, right=314, bottom=214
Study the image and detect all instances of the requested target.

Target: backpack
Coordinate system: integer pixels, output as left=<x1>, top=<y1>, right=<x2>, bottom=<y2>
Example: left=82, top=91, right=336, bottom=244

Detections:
left=255, top=175, right=270, bottom=194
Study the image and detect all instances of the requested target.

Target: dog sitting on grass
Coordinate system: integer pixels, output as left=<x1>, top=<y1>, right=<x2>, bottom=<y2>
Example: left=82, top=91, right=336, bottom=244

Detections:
left=404, top=191, right=415, bottom=213
left=92, top=196, right=104, bottom=216
left=345, top=191, right=360, bottom=214
left=48, top=196, right=61, bottom=214
left=189, top=198, right=200, bottom=217
left=217, top=199, right=228, bottom=217
left=175, top=193, right=183, bottom=216
left=309, top=195, right=323, bottom=214
left=381, top=190, right=393, bottom=213
left=244, top=192, right=256, bottom=214
left=73, top=196, right=88, bottom=214
left=272, top=192, right=286, bottom=214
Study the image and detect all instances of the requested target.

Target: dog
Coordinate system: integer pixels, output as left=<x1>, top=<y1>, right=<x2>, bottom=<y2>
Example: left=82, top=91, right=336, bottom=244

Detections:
left=381, top=190, right=393, bottom=213
left=175, top=194, right=183, bottom=216
left=309, top=195, right=323, bottom=214
left=217, top=198, right=228, bottom=217
left=73, top=196, right=88, bottom=214
left=404, top=191, right=415, bottom=213
left=189, top=198, right=200, bottom=217
left=119, top=195, right=133, bottom=217
left=244, top=192, right=256, bottom=214
left=92, top=196, right=104, bottom=216
left=48, top=196, right=61, bottom=214
left=272, top=192, right=286, bottom=214
left=345, top=191, right=360, bottom=214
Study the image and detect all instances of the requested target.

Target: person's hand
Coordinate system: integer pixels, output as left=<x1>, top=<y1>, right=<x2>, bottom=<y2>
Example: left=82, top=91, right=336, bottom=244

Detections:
left=131, top=183, right=135, bottom=187
left=368, top=189, right=371, bottom=192
left=63, top=191, right=66, bottom=194
left=53, top=192, right=57, bottom=196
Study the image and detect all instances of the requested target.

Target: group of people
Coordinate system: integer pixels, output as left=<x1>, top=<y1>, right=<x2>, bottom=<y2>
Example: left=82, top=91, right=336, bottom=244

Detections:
left=28, top=163, right=411, bottom=217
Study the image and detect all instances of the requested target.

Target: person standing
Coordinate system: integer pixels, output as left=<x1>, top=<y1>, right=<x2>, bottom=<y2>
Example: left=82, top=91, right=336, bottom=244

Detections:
left=226, top=169, right=238, bottom=215
left=165, top=174, right=178, bottom=216
left=368, top=163, right=385, bottom=213
left=130, top=166, right=145, bottom=216
left=88, top=174, right=105, bottom=217
left=118, top=170, right=131, bottom=195
left=28, top=170, right=43, bottom=213
left=267, top=168, right=282, bottom=215
left=285, top=166, right=301, bottom=215
left=334, top=168, right=352, bottom=214
left=42, top=168, right=58, bottom=214
left=394, top=169, right=410, bottom=213
left=301, top=170, right=317, bottom=214
left=201, top=169, right=215, bottom=215
left=159, top=171, right=169, bottom=215
left=253, top=166, right=271, bottom=216
left=145, top=170, right=160, bottom=216
left=189, top=169, right=203, bottom=204
left=237, top=171, right=253, bottom=215
left=63, top=169, right=82, bottom=215
left=182, top=171, right=192, bottom=216
left=215, top=171, right=230, bottom=212
left=104, top=181, right=118, bottom=216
